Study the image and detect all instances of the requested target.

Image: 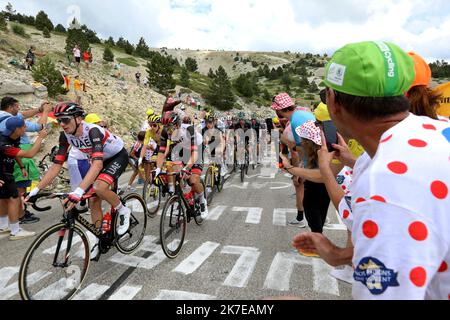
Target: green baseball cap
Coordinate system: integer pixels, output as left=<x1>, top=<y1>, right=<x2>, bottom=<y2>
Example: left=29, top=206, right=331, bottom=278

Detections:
left=322, top=41, right=415, bottom=97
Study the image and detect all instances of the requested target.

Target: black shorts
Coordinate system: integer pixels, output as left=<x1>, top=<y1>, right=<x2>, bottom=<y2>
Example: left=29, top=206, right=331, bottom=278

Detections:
left=75, top=57, right=81, bottom=63
left=97, top=148, right=130, bottom=186
left=0, top=175, right=19, bottom=199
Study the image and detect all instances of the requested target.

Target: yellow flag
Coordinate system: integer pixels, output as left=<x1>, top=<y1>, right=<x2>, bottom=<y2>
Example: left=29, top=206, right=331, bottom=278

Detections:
left=435, top=82, right=450, bottom=117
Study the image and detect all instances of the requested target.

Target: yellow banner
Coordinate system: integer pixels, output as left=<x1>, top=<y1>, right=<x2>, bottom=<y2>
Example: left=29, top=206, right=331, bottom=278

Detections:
left=435, top=82, right=450, bottom=117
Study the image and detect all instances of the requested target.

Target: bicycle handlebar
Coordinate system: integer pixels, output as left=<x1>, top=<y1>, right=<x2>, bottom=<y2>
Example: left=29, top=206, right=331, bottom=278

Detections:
left=25, top=192, right=68, bottom=212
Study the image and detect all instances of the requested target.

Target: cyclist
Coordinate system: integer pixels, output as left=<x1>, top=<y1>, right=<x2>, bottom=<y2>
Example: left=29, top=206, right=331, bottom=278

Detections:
left=27, top=102, right=131, bottom=258
left=202, top=115, right=226, bottom=177
left=141, top=108, right=155, bottom=131
left=155, top=112, right=208, bottom=219
left=250, top=114, right=261, bottom=164
left=139, top=114, right=162, bottom=183
left=233, top=112, right=255, bottom=166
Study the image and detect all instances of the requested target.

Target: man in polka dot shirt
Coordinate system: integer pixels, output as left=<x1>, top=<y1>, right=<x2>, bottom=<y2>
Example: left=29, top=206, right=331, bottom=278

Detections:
left=293, top=41, right=450, bottom=300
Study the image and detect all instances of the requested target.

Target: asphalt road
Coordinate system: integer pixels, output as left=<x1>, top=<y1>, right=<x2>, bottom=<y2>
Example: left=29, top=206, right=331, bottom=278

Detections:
left=0, top=151, right=352, bottom=301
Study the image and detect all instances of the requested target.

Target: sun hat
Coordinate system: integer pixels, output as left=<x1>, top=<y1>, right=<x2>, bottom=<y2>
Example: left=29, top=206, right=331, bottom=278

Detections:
left=295, top=120, right=322, bottom=146
left=314, top=102, right=331, bottom=122
left=271, top=93, right=295, bottom=110
left=322, top=41, right=415, bottom=97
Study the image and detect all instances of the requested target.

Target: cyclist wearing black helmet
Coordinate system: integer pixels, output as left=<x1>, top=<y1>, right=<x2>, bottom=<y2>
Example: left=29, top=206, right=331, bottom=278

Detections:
left=155, top=111, right=208, bottom=219
left=27, top=102, right=131, bottom=258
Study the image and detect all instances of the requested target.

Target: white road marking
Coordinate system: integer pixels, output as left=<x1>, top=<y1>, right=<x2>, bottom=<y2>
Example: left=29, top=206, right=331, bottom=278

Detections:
left=312, top=259, right=340, bottom=296
left=73, top=283, right=109, bottom=300
left=0, top=267, right=52, bottom=300
left=221, top=246, right=260, bottom=288
left=108, top=284, right=142, bottom=300
left=154, top=290, right=216, bottom=300
left=270, top=182, right=292, bottom=190
left=173, top=242, right=220, bottom=275
left=34, top=278, right=71, bottom=300
left=109, top=236, right=168, bottom=270
left=232, top=207, right=263, bottom=224
left=273, top=208, right=297, bottom=226
left=224, top=182, right=249, bottom=190
left=263, top=252, right=340, bottom=296
left=206, top=206, right=228, bottom=221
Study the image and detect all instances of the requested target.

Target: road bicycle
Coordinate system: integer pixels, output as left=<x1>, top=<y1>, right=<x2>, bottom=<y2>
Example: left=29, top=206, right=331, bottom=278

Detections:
left=18, top=184, right=147, bottom=300
left=159, top=170, right=206, bottom=259
left=203, top=160, right=224, bottom=205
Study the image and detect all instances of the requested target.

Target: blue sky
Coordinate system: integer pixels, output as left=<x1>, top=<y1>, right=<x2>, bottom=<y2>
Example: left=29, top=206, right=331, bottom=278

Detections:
left=2, top=0, right=449, bottom=61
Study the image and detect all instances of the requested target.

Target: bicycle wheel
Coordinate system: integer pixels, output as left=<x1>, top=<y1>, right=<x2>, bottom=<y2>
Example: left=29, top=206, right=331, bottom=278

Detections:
left=160, top=195, right=187, bottom=259
left=19, top=223, right=90, bottom=300
left=216, top=166, right=224, bottom=193
left=115, top=193, right=147, bottom=254
left=204, top=167, right=215, bottom=205
left=143, top=180, right=161, bottom=218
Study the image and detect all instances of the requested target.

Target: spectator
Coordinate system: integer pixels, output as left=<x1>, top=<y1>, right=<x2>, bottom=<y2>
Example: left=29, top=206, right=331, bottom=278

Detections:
left=25, top=46, right=45, bottom=71
left=0, top=116, right=48, bottom=240
left=124, top=131, right=147, bottom=193
left=83, top=49, right=91, bottom=69
left=73, top=44, right=81, bottom=67
left=73, top=75, right=91, bottom=105
left=294, top=41, right=450, bottom=300
left=0, top=97, right=52, bottom=225
left=135, top=72, right=141, bottom=85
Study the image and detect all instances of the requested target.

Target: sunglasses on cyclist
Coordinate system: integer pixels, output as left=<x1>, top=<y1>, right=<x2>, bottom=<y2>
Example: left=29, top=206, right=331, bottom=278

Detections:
left=150, top=124, right=159, bottom=128
left=57, top=117, right=73, bottom=125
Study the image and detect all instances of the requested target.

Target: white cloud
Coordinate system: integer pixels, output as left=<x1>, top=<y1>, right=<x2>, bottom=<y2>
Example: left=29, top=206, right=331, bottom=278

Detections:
left=1, top=0, right=449, bottom=60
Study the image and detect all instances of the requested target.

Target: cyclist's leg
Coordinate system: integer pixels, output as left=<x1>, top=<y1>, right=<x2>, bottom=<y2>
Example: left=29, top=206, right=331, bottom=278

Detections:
left=94, top=149, right=130, bottom=235
left=189, top=165, right=207, bottom=217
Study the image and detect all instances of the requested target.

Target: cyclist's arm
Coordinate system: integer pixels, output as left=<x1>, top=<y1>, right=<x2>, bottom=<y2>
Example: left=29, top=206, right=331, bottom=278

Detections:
left=156, top=129, right=169, bottom=170
left=186, top=126, right=198, bottom=167
left=77, top=128, right=106, bottom=191
left=35, top=132, right=68, bottom=190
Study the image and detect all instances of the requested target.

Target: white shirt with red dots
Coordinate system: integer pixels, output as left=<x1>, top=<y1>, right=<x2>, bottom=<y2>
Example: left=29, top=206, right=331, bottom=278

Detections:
left=341, top=114, right=450, bottom=300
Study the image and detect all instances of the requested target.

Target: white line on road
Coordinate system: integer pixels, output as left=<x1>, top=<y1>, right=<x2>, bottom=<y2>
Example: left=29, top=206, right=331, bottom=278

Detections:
left=73, top=283, right=110, bottom=300
left=273, top=208, right=297, bottom=226
left=206, top=206, right=228, bottom=221
left=221, top=246, right=260, bottom=288
left=312, top=259, right=340, bottom=296
left=109, top=236, right=168, bottom=270
left=173, top=242, right=220, bottom=275
left=263, top=252, right=340, bottom=296
left=108, top=283, right=142, bottom=300
left=154, top=290, right=216, bottom=300
left=232, top=207, right=263, bottom=224
left=224, top=182, right=249, bottom=190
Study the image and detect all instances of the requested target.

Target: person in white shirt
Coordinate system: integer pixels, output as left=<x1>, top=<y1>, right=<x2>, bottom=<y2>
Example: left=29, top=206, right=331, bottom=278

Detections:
left=293, top=41, right=450, bottom=300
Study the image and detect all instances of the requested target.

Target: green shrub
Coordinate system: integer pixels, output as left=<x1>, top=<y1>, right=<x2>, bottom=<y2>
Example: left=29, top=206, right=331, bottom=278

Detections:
left=0, top=13, right=7, bottom=31
left=32, top=57, right=65, bottom=98
left=42, top=27, right=51, bottom=38
left=11, top=23, right=29, bottom=38
left=116, top=57, right=139, bottom=67
left=103, top=46, right=114, bottom=62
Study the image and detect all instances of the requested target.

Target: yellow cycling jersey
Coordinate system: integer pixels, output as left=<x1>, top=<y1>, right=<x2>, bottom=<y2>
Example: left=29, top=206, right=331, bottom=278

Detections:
left=143, top=125, right=162, bottom=146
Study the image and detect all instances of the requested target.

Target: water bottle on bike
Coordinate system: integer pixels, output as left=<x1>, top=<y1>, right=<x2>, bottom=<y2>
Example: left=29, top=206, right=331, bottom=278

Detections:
left=102, top=212, right=112, bottom=234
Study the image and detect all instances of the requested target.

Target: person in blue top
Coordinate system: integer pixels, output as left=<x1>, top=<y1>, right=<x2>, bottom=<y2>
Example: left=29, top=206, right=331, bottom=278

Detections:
left=271, top=93, right=320, bottom=233
left=0, top=97, right=52, bottom=224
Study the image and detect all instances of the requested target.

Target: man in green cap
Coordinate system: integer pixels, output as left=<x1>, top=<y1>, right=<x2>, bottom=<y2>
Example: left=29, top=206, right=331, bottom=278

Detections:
left=292, top=41, right=450, bottom=300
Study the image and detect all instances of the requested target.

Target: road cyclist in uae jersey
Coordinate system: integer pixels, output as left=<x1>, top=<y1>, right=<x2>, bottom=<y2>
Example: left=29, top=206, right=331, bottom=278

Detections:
left=26, top=102, right=131, bottom=259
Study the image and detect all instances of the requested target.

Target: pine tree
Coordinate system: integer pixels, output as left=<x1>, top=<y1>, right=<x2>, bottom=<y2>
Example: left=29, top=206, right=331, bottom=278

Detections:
left=81, top=24, right=101, bottom=44
left=185, top=57, right=198, bottom=72
left=103, top=46, right=114, bottom=62
left=54, top=24, right=66, bottom=33
left=4, top=2, right=15, bottom=20
left=35, top=10, right=53, bottom=31
left=0, top=13, right=7, bottom=31
left=281, top=73, right=292, bottom=90
left=135, top=37, right=151, bottom=58
left=42, top=26, right=51, bottom=38
left=262, top=88, right=271, bottom=101
left=105, top=36, right=115, bottom=47
left=146, top=52, right=175, bottom=94
left=180, top=67, right=190, bottom=87
left=65, top=18, right=89, bottom=55
left=234, top=74, right=254, bottom=98
left=206, top=66, right=235, bottom=111
left=32, top=57, right=65, bottom=98
left=207, top=68, right=215, bottom=79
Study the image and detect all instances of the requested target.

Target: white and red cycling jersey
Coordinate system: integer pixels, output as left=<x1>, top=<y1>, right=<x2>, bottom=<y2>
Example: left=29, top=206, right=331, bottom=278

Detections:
left=54, top=122, right=124, bottom=164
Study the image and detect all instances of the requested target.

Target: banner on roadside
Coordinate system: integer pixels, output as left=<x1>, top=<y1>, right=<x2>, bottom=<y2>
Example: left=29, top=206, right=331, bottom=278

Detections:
left=435, top=82, right=450, bottom=117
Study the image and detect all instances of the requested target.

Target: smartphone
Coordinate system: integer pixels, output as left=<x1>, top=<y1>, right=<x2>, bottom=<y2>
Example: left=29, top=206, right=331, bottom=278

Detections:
left=322, top=121, right=338, bottom=152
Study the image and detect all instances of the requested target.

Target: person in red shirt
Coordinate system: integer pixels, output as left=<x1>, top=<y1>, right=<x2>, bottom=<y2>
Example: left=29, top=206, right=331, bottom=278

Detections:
left=83, top=50, right=90, bottom=69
